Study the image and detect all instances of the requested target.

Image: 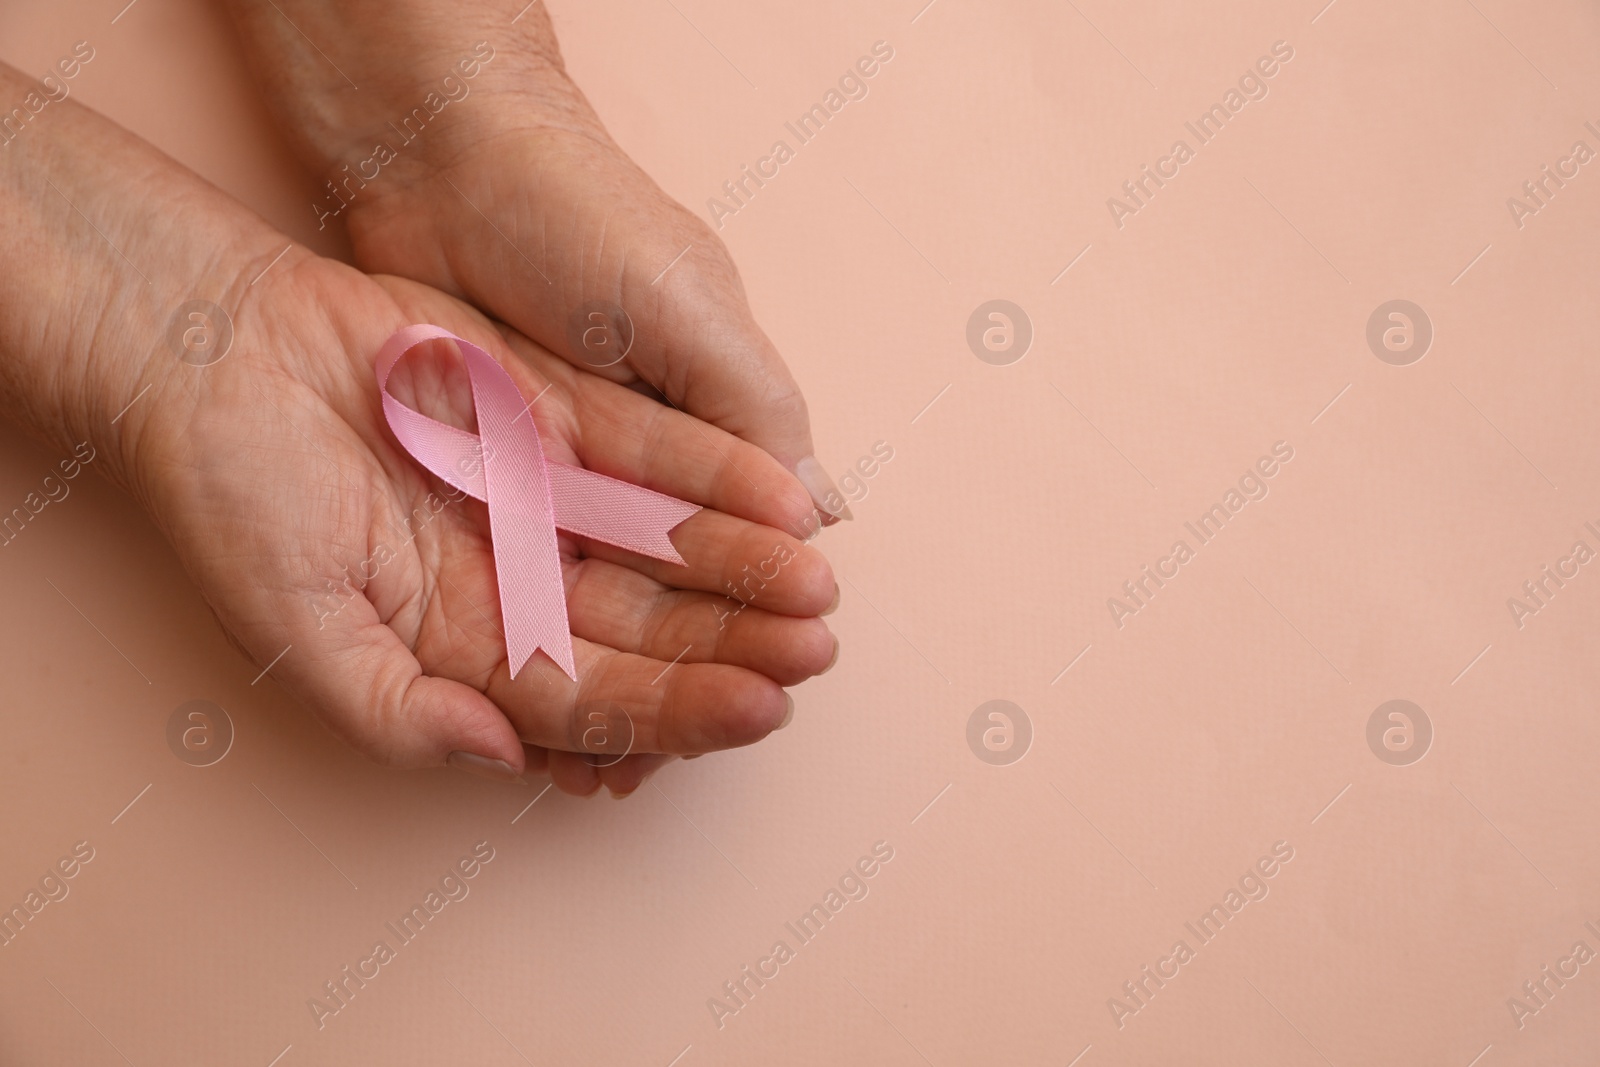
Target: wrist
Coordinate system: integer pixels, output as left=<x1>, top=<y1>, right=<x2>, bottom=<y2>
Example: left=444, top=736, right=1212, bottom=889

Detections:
left=0, top=63, right=289, bottom=508
left=225, top=0, right=585, bottom=186
left=320, top=56, right=608, bottom=242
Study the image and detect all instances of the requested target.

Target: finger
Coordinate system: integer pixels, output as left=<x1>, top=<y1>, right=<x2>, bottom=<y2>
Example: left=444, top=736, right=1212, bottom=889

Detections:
left=598, top=754, right=675, bottom=799
left=485, top=642, right=792, bottom=756
left=373, top=297, right=837, bottom=615
left=566, top=557, right=837, bottom=685
left=614, top=234, right=852, bottom=521
left=494, top=328, right=821, bottom=541
left=558, top=360, right=825, bottom=540
left=563, top=169, right=847, bottom=518
left=521, top=743, right=550, bottom=777
left=270, top=596, right=526, bottom=779
left=522, top=746, right=673, bottom=797
left=548, top=750, right=601, bottom=796
left=574, top=507, right=834, bottom=616
left=403, top=123, right=853, bottom=521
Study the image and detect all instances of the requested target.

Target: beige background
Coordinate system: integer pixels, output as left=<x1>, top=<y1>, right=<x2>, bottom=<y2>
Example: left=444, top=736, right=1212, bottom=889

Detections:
left=4, top=0, right=1600, bottom=1063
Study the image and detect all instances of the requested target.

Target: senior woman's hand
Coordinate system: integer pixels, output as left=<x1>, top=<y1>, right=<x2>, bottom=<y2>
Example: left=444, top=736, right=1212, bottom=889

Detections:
left=0, top=61, right=837, bottom=797
left=222, top=0, right=856, bottom=527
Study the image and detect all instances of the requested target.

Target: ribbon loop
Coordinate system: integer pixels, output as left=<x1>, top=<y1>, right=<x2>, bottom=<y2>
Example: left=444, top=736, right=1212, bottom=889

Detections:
left=375, top=325, right=700, bottom=679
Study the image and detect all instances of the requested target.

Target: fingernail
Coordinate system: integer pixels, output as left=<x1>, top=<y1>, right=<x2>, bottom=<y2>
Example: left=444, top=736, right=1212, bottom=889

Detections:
left=822, top=583, right=840, bottom=616
left=822, top=636, right=840, bottom=674
left=778, top=692, right=795, bottom=729
left=795, top=456, right=854, bottom=522
left=447, top=751, right=523, bottom=783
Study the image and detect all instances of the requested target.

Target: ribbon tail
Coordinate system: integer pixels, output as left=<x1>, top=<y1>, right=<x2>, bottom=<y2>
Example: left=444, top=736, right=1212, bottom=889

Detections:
left=503, top=599, right=577, bottom=682
left=462, top=344, right=577, bottom=681
left=548, top=463, right=701, bottom=565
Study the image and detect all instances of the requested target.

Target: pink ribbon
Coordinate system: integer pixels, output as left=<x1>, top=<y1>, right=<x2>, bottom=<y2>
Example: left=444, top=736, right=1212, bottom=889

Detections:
left=375, top=325, right=700, bottom=680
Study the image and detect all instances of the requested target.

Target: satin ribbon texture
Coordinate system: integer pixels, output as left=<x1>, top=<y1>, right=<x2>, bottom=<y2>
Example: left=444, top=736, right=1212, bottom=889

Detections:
left=375, top=325, right=700, bottom=680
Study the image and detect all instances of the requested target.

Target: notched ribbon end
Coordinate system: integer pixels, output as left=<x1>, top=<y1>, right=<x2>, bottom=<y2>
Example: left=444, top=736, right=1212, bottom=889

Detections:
left=507, top=644, right=578, bottom=683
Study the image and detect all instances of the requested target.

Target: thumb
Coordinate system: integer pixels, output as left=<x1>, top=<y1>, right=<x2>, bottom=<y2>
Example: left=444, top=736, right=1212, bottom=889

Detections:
left=396, top=122, right=855, bottom=525
left=265, top=603, right=526, bottom=781
left=615, top=228, right=857, bottom=527
left=561, top=146, right=855, bottom=523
